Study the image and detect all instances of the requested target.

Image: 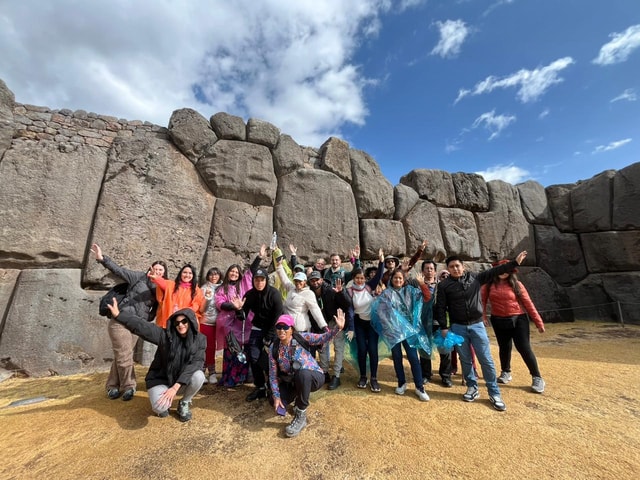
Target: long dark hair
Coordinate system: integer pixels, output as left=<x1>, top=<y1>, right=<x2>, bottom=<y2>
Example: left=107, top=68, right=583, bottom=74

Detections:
left=488, top=270, right=521, bottom=297
left=221, top=264, right=242, bottom=296
left=166, top=312, right=198, bottom=384
left=173, top=264, right=198, bottom=299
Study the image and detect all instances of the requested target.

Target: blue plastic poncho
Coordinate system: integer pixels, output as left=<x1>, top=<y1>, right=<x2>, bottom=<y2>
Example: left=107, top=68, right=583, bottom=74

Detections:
left=432, top=329, right=465, bottom=353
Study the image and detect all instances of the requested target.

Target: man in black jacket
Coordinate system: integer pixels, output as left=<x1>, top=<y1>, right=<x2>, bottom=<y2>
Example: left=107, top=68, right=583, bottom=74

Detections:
left=240, top=268, right=284, bottom=402
left=434, top=250, right=527, bottom=412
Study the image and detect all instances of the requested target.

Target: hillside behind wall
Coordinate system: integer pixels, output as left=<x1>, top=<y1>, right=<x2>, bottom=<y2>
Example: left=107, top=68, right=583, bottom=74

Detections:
left=0, top=78, right=638, bottom=377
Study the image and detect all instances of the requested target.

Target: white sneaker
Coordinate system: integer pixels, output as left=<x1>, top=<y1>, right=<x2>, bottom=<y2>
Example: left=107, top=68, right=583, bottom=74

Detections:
left=395, top=383, right=407, bottom=395
left=208, top=373, right=218, bottom=384
left=497, top=371, right=512, bottom=384
left=415, top=388, right=430, bottom=402
left=531, top=376, right=545, bottom=393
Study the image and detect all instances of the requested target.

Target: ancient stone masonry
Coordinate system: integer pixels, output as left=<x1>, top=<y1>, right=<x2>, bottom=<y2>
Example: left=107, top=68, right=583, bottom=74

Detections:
left=0, top=77, right=638, bottom=377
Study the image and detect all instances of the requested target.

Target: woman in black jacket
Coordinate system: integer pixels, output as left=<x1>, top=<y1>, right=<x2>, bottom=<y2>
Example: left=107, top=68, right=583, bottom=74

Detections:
left=106, top=299, right=206, bottom=422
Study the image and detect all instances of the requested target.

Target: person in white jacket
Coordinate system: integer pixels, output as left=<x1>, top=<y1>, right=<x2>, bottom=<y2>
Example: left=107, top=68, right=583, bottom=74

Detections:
left=275, top=260, right=327, bottom=333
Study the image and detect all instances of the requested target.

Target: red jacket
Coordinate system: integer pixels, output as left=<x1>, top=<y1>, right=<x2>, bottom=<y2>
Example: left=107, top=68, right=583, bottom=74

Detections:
left=481, top=280, right=544, bottom=329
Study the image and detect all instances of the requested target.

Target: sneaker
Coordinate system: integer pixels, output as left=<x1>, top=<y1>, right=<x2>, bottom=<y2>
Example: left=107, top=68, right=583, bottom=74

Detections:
left=462, top=386, right=479, bottom=402
left=441, top=377, right=453, bottom=388
left=370, top=378, right=381, bottom=393
left=107, top=388, right=120, bottom=400
left=395, top=383, right=407, bottom=395
left=328, top=376, right=341, bottom=390
left=489, top=395, right=507, bottom=411
left=157, top=410, right=169, bottom=418
left=121, top=388, right=135, bottom=401
left=177, top=400, right=192, bottom=422
left=357, top=377, right=368, bottom=389
left=497, top=371, right=512, bottom=384
left=532, top=376, right=546, bottom=394
left=285, top=407, right=308, bottom=438
left=246, top=387, right=267, bottom=402
left=415, top=388, right=430, bottom=402
left=208, top=373, right=218, bottom=385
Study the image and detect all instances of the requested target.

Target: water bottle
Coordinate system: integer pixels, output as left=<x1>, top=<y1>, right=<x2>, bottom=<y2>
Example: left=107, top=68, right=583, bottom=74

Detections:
left=270, top=231, right=278, bottom=250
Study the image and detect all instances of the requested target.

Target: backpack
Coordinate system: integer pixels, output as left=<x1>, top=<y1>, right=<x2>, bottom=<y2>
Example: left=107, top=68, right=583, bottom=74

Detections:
left=99, top=283, right=129, bottom=318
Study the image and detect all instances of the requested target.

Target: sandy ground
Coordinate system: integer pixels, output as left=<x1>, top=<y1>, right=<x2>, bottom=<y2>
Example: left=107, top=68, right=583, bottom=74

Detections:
left=1, top=320, right=639, bottom=480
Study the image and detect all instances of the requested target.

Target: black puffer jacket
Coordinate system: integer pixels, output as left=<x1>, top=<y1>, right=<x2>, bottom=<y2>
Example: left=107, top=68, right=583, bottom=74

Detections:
left=242, top=285, right=283, bottom=340
left=115, top=308, right=206, bottom=389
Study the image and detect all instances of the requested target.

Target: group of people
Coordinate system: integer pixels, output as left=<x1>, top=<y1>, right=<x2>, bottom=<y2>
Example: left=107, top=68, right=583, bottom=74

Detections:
left=91, top=239, right=547, bottom=436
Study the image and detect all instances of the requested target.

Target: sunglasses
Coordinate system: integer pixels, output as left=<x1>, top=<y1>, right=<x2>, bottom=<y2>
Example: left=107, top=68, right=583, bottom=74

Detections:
left=174, top=318, right=189, bottom=326
left=275, top=324, right=291, bottom=331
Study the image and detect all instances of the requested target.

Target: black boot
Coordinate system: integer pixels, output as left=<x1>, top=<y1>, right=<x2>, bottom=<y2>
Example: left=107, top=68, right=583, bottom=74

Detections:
left=246, top=387, right=267, bottom=402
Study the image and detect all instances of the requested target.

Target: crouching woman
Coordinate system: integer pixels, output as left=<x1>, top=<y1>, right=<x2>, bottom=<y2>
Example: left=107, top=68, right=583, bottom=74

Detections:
left=268, top=310, right=345, bottom=438
left=106, top=298, right=206, bottom=422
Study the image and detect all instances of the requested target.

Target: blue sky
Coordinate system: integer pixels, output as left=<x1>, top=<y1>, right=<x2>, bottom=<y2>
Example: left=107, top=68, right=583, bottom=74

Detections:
left=1, top=0, right=638, bottom=187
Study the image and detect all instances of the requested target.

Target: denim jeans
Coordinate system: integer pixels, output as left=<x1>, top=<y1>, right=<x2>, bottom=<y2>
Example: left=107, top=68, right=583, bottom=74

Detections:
left=450, top=322, right=500, bottom=396
left=391, top=340, right=423, bottom=389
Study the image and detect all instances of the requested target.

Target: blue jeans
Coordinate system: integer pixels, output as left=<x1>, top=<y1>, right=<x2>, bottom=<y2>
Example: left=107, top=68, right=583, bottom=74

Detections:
left=391, top=340, right=423, bottom=389
left=450, top=322, right=500, bottom=397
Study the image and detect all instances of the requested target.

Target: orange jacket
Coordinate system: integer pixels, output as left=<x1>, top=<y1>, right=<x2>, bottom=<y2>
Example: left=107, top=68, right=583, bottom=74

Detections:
left=152, top=277, right=204, bottom=328
left=481, top=280, right=544, bottom=329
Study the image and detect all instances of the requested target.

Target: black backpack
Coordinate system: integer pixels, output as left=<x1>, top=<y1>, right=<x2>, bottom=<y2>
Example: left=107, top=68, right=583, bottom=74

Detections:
left=99, top=283, right=129, bottom=318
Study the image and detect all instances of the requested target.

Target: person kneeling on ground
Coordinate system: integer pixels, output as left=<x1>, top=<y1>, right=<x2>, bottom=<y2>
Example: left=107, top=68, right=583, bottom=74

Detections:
left=106, top=298, right=206, bottom=422
left=268, top=310, right=346, bottom=438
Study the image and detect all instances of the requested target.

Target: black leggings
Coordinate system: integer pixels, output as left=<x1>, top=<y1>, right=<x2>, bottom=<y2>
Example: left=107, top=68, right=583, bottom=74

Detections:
left=491, top=314, right=541, bottom=377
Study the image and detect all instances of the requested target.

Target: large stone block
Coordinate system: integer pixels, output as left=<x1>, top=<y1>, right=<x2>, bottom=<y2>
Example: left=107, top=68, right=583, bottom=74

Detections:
left=273, top=169, right=358, bottom=262
left=168, top=108, right=217, bottom=164
left=209, top=112, right=246, bottom=140
left=350, top=149, right=394, bottom=219
left=272, top=134, right=304, bottom=177
left=581, top=231, right=640, bottom=273
left=518, top=267, right=573, bottom=322
left=612, top=162, right=640, bottom=230
left=571, top=170, right=615, bottom=232
left=400, top=169, right=456, bottom=207
left=402, top=200, right=446, bottom=262
left=197, top=139, right=277, bottom=207
left=393, top=183, right=419, bottom=221
left=518, top=180, right=553, bottom=225
left=246, top=117, right=280, bottom=148
left=534, top=225, right=587, bottom=286
left=319, top=137, right=351, bottom=183
left=475, top=180, right=535, bottom=264
left=360, top=219, right=406, bottom=260
left=0, top=269, right=20, bottom=337
left=452, top=172, right=489, bottom=211
left=545, top=183, right=574, bottom=232
left=0, top=269, right=112, bottom=377
left=564, top=275, right=618, bottom=322
left=438, top=208, right=481, bottom=260
left=0, top=142, right=107, bottom=268
left=0, top=79, right=15, bottom=153
left=601, top=273, right=640, bottom=324
left=84, top=136, right=215, bottom=286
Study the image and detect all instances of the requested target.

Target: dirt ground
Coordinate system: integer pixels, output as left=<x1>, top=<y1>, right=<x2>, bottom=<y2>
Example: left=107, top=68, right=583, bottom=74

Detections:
left=1, top=320, right=639, bottom=480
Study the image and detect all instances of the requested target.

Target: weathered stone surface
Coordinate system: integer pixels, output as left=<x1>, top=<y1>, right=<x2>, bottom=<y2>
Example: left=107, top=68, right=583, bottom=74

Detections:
left=452, top=172, right=489, bottom=211
left=402, top=200, right=446, bottom=262
left=534, top=225, right=587, bottom=286
left=197, top=139, right=277, bottom=207
left=581, top=231, right=640, bottom=273
left=273, top=169, right=358, bottom=262
left=204, top=198, right=273, bottom=269
left=319, top=137, right=351, bottom=183
left=246, top=117, right=280, bottom=148
left=475, top=180, right=535, bottom=264
left=601, top=273, right=640, bottom=324
left=360, top=219, right=406, bottom=260
left=438, top=208, right=481, bottom=260
left=0, top=79, right=15, bottom=152
left=0, top=269, right=111, bottom=376
left=84, top=136, right=215, bottom=285
left=545, top=183, right=574, bottom=232
left=571, top=170, right=615, bottom=232
left=612, top=162, right=640, bottom=229
left=518, top=267, right=573, bottom=322
left=0, top=270, right=20, bottom=337
left=168, top=108, right=217, bottom=164
left=350, top=149, right=394, bottom=219
left=394, top=183, right=419, bottom=221
left=272, top=134, right=304, bottom=177
left=400, top=169, right=456, bottom=207
left=518, top=180, right=553, bottom=225
left=564, top=275, right=618, bottom=322
left=209, top=112, right=246, bottom=140
left=0, top=142, right=107, bottom=268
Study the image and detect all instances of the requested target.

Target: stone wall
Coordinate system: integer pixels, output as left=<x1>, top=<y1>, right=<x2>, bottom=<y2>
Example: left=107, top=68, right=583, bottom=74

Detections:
left=0, top=78, right=638, bottom=377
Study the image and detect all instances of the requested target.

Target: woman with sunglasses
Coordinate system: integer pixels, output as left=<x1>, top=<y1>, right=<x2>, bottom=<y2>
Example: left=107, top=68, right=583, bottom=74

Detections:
left=268, top=310, right=345, bottom=438
left=106, top=298, right=206, bottom=422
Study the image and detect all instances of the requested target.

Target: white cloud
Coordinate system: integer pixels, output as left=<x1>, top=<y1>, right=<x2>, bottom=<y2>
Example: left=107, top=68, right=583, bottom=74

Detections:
left=610, top=88, right=637, bottom=103
left=0, top=0, right=398, bottom=147
left=471, top=110, right=516, bottom=140
left=476, top=163, right=529, bottom=183
left=398, top=0, right=426, bottom=11
left=592, top=138, right=632, bottom=153
left=593, top=24, right=640, bottom=65
left=455, top=57, right=575, bottom=103
left=483, top=0, right=515, bottom=18
left=538, top=108, right=550, bottom=119
left=430, top=20, right=469, bottom=58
